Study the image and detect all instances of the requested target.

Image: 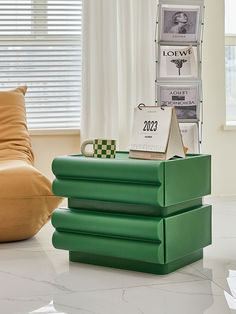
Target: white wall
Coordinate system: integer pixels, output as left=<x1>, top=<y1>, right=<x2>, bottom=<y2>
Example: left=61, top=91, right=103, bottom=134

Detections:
left=30, top=134, right=80, bottom=181
left=201, top=0, right=236, bottom=196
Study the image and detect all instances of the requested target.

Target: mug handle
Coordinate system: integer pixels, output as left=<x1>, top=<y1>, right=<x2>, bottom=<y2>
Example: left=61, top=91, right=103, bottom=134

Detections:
left=81, top=140, right=94, bottom=157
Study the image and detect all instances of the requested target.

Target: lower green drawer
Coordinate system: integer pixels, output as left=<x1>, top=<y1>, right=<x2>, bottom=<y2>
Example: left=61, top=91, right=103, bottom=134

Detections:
left=52, top=205, right=212, bottom=265
left=164, top=205, right=212, bottom=263
left=53, top=231, right=164, bottom=264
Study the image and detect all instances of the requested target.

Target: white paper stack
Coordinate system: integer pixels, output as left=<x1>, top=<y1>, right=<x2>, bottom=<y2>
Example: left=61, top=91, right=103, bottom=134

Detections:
left=179, top=122, right=199, bottom=153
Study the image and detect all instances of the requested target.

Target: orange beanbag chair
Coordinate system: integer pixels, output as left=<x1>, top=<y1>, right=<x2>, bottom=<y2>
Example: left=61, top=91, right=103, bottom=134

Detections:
left=0, top=86, right=62, bottom=242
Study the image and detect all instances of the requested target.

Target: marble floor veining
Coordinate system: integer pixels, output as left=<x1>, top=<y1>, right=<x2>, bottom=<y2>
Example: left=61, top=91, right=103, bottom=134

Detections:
left=1, top=197, right=236, bottom=314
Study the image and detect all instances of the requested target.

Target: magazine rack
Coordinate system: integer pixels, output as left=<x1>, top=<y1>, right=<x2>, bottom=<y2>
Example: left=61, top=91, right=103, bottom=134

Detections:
left=155, top=0, right=205, bottom=153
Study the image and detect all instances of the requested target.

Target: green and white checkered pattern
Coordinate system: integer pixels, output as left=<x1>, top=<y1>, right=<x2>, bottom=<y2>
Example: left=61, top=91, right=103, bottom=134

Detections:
left=94, top=139, right=116, bottom=159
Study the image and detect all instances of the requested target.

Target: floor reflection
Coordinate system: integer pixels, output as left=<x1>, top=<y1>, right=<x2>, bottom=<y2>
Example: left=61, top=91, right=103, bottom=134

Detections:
left=50, top=264, right=215, bottom=314
left=0, top=236, right=64, bottom=314
left=30, top=301, right=66, bottom=314
left=225, top=270, right=236, bottom=310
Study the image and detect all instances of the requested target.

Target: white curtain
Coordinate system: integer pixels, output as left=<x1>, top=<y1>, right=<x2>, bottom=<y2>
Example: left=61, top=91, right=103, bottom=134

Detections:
left=81, top=0, right=156, bottom=150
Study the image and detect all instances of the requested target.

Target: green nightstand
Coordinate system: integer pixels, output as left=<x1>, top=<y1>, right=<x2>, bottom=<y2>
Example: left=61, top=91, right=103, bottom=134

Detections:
left=51, top=152, right=212, bottom=274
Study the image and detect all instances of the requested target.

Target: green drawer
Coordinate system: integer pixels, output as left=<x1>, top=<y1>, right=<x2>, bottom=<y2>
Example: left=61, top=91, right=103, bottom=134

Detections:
left=164, top=155, right=211, bottom=206
left=52, top=153, right=211, bottom=207
left=164, top=204, right=212, bottom=263
left=52, top=205, right=212, bottom=264
left=52, top=207, right=164, bottom=242
left=53, top=231, right=164, bottom=264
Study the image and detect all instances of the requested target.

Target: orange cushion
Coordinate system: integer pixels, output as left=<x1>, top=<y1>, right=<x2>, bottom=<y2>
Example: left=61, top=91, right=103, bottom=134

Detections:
left=0, top=87, right=62, bottom=242
left=0, top=86, right=34, bottom=164
left=0, top=160, right=62, bottom=242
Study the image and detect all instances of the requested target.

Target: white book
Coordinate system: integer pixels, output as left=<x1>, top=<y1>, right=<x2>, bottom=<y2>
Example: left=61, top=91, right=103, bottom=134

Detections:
left=179, top=122, right=199, bottom=154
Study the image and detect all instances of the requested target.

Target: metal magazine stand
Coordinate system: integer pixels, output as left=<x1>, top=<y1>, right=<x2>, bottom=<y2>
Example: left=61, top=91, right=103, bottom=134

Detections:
left=155, top=0, right=205, bottom=153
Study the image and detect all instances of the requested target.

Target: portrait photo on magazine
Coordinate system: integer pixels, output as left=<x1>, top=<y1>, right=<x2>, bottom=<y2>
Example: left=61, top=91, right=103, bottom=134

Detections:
left=160, top=5, right=200, bottom=42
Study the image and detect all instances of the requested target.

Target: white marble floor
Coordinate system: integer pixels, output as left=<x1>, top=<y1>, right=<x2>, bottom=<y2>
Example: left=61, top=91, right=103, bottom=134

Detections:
left=1, top=197, right=236, bottom=314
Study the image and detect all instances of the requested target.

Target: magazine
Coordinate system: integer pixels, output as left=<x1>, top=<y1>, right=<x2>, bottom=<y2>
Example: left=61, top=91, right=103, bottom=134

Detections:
left=159, top=85, right=199, bottom=120
left=159, top=45, right=198, bottom=78
left=160, top=5, right=200, bottom=42
left=179, top=122, right=199, bottom=153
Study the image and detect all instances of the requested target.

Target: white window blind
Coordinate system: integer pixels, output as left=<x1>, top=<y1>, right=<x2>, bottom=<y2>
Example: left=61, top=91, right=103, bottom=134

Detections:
left=0, top=0, right=82, bottom=130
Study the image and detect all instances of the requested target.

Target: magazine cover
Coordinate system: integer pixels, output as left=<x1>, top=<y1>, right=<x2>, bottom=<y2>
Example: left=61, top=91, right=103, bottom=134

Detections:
left=179, top=122, right=199, bottom=153
left=159, top=45, right=198, bottom=78
left=159, top=85, right=199, bottom=120
left=160, top=5, right=200, bottom=42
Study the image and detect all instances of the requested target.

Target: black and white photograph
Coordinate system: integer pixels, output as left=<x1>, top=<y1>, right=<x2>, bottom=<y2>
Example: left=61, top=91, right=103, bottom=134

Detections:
left=160, top=46, right=198, bottom=78
left=159, top=85, right=199, bottom=120
left=160, top=5, right=200, bottom=42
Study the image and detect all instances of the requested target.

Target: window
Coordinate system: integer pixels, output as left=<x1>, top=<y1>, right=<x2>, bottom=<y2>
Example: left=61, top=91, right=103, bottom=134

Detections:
left=0, top=0, right=82, bottom=130
left=225, top=0, right=236, bottom=121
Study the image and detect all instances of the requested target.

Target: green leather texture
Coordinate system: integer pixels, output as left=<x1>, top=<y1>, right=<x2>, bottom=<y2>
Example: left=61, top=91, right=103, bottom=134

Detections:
left=52, top=231, right=165, bottom=264
left=53, top=178, right=163, bottom=206
left=52, top=153, right=211, bottom=207
left=164, top=205, right=212, bottom=263
left=68, top=198, right=203, bottom=217
left=52, top=151, right=164, bottom=184
left=164, top=155, right=211, bottom=206
left=52, top=205, right=211, bottom=264
left=69, top=249, right=203, bottom=275
left=52, top=208, right=164, bottom=242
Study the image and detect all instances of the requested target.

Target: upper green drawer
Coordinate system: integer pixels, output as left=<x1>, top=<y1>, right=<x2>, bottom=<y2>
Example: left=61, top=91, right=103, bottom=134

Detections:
left=52, top=151, right=164, bottom=184
left=163, top=154, right=211, bottom=206
left=52, top=152, right=211, bottom=207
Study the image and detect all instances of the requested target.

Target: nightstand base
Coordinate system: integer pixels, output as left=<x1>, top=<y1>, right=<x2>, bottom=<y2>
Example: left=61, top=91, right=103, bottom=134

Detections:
left=69, top=249, right=203, bottom=275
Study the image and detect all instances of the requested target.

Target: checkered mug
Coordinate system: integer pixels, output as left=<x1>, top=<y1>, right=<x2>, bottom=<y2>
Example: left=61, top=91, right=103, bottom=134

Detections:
left=81, top=139, right=116, bottom=159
